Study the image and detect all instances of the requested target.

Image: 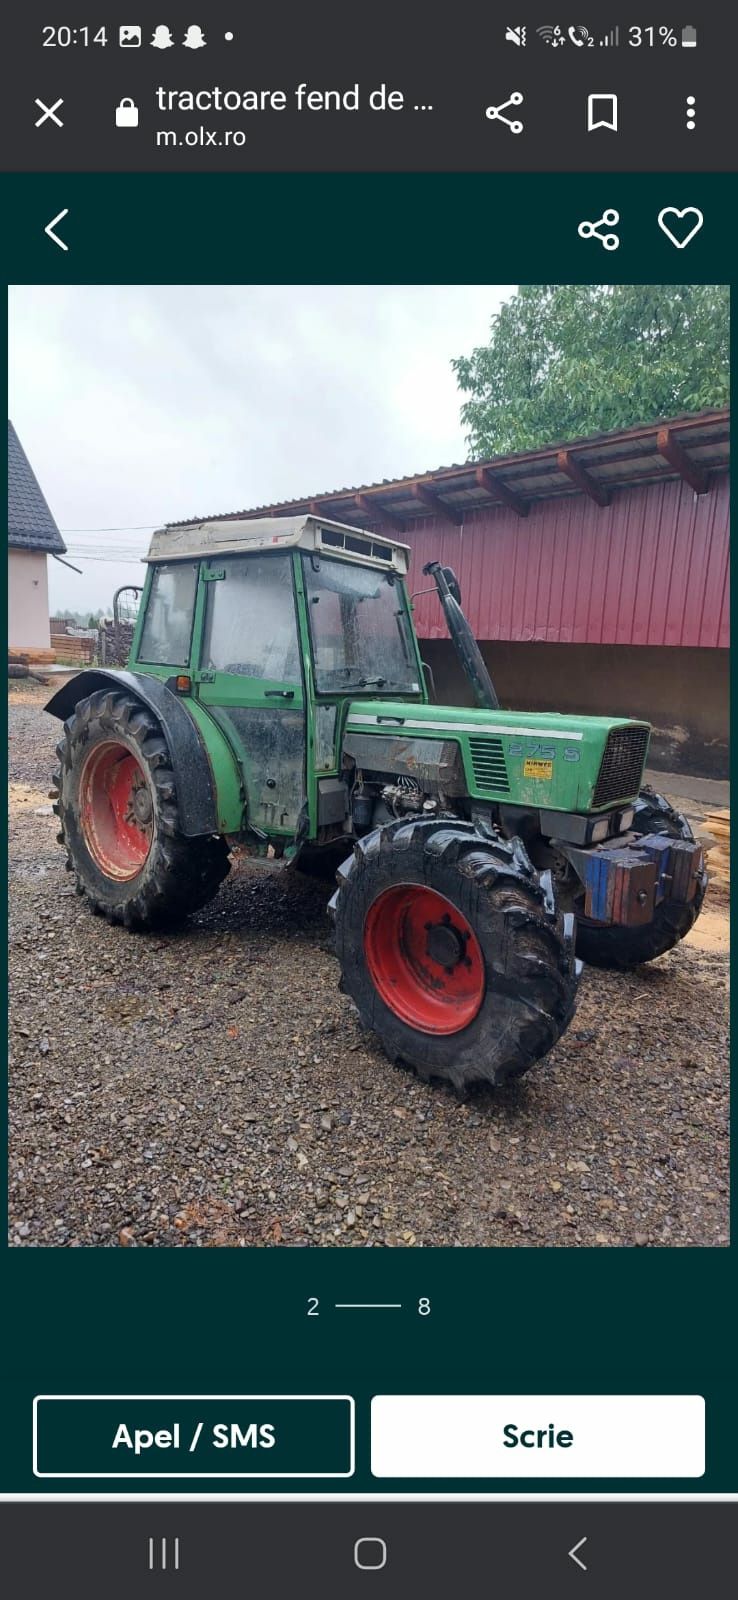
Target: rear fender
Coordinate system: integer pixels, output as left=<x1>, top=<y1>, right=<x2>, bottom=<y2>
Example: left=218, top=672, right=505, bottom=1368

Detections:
left=46, top=669, right=219, bottom=837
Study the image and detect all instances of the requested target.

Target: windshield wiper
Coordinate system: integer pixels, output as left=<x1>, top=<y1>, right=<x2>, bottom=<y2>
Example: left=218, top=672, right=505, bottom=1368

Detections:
left=318, top=672, right=416, bottom=692
left=338, top=675, right=387, bottom=690
left=357, top=677, right=422, bottom=692
left=334, top=681, right=389, bottom=694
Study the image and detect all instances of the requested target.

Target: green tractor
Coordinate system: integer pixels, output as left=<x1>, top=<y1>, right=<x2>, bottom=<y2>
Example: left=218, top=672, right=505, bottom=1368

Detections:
left=47, top=514, right=706, bottom=1093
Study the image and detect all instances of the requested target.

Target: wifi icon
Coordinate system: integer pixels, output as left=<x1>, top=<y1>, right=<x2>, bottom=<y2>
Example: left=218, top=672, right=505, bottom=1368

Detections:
left=537, top=25, right=566, bottom=47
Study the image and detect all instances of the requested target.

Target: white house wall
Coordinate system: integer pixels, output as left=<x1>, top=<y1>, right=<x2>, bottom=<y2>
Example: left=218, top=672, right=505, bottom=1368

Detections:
left=8, top=549, right=51, bottom=650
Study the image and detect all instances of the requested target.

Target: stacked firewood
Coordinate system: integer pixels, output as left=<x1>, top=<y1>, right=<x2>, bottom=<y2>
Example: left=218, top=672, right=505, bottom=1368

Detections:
left=704, top=809, right=730, bottom=888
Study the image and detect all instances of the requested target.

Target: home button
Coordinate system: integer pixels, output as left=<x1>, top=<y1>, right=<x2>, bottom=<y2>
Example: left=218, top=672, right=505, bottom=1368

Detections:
left=354, top=1536, right=388, bottom=1571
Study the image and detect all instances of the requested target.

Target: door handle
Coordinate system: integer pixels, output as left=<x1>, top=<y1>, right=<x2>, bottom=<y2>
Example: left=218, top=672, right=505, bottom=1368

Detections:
left=264, top=689, right=295, bottom=700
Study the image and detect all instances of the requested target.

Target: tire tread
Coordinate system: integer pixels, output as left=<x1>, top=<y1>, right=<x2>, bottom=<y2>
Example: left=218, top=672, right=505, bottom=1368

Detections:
left=334, top=818, right=577, bottom=1091
left=52, top=689, right=230, bottom=929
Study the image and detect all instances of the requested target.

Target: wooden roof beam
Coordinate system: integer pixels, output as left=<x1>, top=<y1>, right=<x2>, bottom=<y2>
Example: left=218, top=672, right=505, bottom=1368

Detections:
left=656, top=427, right=709, bottom=494
left=412, top=482, right=464, bottom=525
left=353, top=493, right=405, bottom=534
left=475, top=465, right=529, bottom=518
left=557, top=449, right=611, bottom=508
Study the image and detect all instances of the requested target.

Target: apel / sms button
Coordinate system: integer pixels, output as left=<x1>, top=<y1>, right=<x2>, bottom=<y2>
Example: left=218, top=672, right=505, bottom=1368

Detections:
left=33, top=1395, right=355, bottom=1479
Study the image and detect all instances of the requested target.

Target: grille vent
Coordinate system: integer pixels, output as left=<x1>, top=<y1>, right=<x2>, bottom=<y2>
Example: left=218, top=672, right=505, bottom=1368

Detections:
left=593, top=726, right=650, bottom=808
left=468, top=736, right=510, bottom=795
left=318, top=527, right=393, bottom=562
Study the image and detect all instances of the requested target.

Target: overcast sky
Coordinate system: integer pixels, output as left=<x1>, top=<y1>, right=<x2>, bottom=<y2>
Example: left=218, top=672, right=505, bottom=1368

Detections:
left=8, top=283, right=514, bottom=614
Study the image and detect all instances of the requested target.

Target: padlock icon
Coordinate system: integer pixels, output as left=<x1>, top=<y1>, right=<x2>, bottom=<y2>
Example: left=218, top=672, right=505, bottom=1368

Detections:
left=115, top=97, right=139, bottom=128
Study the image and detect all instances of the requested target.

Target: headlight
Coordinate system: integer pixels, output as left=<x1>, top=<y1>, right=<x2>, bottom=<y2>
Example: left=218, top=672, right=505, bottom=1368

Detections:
left=591, top=818, right=610, bottom=843
left=619, top=807, right=635, bottom=832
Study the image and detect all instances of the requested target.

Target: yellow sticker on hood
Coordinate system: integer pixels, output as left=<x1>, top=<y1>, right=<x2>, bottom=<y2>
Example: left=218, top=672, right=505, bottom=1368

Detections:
left=523, top=758, right=553, bottom=779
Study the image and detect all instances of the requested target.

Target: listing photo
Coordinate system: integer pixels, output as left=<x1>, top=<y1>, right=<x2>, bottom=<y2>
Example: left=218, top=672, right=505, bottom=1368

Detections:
left=7, top=283, right=729, bottom=1248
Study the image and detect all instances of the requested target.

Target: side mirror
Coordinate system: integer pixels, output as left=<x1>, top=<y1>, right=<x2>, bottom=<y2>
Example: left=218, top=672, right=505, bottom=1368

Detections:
left=442, top=566, right=462, bottom=605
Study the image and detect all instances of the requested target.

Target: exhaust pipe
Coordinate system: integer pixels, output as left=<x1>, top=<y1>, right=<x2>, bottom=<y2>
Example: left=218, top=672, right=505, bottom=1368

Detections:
left=422, top=561, right=499, bottom=710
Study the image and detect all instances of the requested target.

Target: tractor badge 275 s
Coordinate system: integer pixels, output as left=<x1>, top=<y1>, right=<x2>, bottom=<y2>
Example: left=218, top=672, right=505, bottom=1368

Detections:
left=47, top=515, right=706, bottom=1093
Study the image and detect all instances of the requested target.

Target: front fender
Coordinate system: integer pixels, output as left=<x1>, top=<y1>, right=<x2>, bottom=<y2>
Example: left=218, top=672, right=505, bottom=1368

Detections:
left=46, top=669, right=218, bottom=837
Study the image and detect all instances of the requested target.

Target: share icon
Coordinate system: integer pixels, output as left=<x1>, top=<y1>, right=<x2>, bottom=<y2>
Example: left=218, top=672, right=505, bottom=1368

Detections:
left=484, top=91, right=524, bottom=133
left=578, top=208, right=620, bottom=250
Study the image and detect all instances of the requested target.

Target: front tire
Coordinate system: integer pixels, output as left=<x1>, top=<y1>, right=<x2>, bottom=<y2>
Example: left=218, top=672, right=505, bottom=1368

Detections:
left=575, top=786, right=708, bottom=969
left=53, top=689, right=230, bottom=927
left=333, top=818, right=578, bottom=1092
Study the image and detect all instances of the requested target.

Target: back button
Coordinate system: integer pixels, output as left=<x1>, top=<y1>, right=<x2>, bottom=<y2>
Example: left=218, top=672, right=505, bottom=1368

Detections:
left=568, top=1535, right=588, bottom=1572
left=44, top=208, right=69, bottom=251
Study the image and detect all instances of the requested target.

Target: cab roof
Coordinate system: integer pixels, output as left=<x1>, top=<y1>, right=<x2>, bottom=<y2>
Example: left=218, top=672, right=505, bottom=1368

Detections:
left=146, top=513, right=410, bottom=574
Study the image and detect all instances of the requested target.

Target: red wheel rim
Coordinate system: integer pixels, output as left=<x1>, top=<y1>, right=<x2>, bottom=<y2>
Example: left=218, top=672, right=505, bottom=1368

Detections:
left=79, top=740, right=153, bottom=880
left=363, top=884, right=485, bottom=1035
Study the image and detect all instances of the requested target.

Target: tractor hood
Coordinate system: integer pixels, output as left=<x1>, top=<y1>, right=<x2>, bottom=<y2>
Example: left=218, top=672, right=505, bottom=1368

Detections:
left=345, top=701, right=651, bottom=814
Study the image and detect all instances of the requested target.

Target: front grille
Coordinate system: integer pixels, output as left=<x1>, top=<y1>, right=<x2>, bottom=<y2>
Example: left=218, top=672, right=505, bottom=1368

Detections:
left=593, top=726, right=650, bottom=808
left=468, top=736, right=510, bottom=795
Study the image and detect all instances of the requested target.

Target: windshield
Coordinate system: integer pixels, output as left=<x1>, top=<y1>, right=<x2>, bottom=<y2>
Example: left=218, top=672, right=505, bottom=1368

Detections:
left=302, top=555, right=419, bottom=694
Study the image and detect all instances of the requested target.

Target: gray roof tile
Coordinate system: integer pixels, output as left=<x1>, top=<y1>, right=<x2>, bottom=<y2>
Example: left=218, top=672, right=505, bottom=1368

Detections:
left=7, top=421, right=66, bottom=554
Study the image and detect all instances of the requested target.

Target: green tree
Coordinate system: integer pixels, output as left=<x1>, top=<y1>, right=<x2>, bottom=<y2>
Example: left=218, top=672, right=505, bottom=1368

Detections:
left=452, top=285, right=730, bottom=457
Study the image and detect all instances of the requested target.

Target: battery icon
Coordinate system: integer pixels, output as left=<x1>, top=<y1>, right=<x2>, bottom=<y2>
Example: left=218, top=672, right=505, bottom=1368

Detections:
left=681, top=25, right=698, bottom=47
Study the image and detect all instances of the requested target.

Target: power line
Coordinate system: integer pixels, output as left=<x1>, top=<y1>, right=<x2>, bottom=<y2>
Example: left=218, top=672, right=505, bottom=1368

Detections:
left=61, top=553, right=145, bottom=563
left=59, top=523, right=161, bottom=532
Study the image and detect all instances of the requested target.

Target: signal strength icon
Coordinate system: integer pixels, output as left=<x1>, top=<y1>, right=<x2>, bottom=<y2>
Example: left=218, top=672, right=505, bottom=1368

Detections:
left=599, top=26, right=620, bottom=47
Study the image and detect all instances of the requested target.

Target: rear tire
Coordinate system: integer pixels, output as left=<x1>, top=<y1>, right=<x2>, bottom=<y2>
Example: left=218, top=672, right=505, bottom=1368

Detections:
left=53, top=689, right=230, bottom=927
left=575, top=786, right=707, bottom=969
left=333, top=818, right=578, bottom=1092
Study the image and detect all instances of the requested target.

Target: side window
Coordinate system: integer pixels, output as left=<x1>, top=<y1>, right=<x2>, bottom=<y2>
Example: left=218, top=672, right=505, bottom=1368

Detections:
left=202, top=555, right=301, bottom=681
left=138, top=562, right=198, bottom=666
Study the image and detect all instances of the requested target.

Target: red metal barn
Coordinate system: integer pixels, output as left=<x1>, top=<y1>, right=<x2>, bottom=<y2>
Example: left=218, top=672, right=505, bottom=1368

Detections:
left=181, top=411, right=730, bottom=777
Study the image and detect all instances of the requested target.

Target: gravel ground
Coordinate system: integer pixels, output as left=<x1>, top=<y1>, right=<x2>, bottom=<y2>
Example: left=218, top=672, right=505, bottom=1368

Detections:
left=8, top=680, right=730, bottom=1249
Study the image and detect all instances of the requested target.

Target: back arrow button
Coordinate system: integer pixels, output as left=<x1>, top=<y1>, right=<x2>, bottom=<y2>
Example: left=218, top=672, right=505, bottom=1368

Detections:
left=45, top=208, right=69, bottom=251
left=568, top=1536, right=588, bottom=1571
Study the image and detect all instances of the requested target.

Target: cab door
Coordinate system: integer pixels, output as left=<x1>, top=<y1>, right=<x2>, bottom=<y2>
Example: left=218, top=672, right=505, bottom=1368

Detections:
left=193, top=553, right=306, bottom=838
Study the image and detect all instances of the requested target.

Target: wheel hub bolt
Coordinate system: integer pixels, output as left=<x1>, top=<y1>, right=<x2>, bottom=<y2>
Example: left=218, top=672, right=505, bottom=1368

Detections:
left=425, top=918, right=468, bottom=969
left=132, top=786, right=153, bottom=824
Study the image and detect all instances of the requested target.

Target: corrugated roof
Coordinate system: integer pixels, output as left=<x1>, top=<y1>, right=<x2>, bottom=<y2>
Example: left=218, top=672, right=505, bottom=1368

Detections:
left=7, top=421, right=67, bottom=554
left=407, top=471, right=730, bottom=651
left=168, top=409, right=729, bottom=531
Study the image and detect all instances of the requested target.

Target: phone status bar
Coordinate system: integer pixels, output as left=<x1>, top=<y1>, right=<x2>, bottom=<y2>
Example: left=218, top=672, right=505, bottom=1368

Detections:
left=502, top=23, right=698, bottom=50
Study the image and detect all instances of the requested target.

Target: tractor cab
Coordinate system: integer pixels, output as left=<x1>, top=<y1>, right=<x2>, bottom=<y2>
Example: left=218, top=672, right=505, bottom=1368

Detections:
left=127, top=514, right=425, bottom=843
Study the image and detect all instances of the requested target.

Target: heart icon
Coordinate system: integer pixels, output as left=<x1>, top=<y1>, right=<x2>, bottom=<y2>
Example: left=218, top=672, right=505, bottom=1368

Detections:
left=658, top=206, right=704, bottom=248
